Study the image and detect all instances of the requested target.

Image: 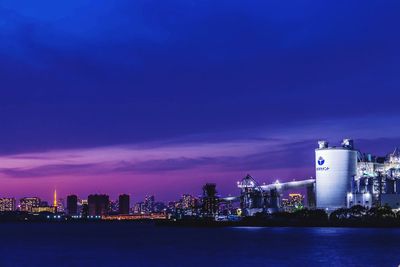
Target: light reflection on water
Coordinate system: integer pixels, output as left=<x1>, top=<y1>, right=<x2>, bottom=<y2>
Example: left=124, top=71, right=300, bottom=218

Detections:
left=0, top=223, right=399, bottom=267
left=230, top=226, right=265, bottom=231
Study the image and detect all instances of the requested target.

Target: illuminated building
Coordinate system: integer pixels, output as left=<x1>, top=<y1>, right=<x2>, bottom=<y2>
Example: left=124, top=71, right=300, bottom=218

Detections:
left=29, top=196, right=57, bottom=213
left=316, top=139, right=400, bottom=210
left=281, top=198, right=290, bottom=212
left=52, top=190, right=65, bottom=213
left=0, top=198, right=16, bottom=211
left=181, top=194, right=198, bottom=210
left=19, top=197, right=41, bottom=212
left=175, top=194, right=198, bottom=216
left=32, top=206, right=55, bottom=213
left=57, top=199, right=65, bottom=213
left=67, top=195, right=78, bottom=215
left=133, top=202, right=145, bottom=214
left=289, top=194, right=304, bottom=209
left=102, top=213, right=167, bottom=221
left=144, top=195, right=155, bottom=213
left=174, top=201, right=182, bottom=209
left=218, top=199, right=235, bottom=216
left=119, top=194, right=130, bottom=214
left=236, top=174, right=314, bottom=215
left=88, top=194, right=110, bottom=216
left=166, top=201, right=177, bottom=213
left=281, top=194, right=304, bottom=212
left=315, top=140, right=357, bottom=211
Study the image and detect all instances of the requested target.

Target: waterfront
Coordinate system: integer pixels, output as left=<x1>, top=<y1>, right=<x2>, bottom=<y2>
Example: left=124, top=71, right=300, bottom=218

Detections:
left=0, top=223, right=399, bottom=267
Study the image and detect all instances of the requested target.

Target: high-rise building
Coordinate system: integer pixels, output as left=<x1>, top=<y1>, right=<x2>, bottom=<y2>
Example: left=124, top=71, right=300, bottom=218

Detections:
left=133, top=202, right=145, bottom=214
left=80, top=199, right=89, bottom=217
left=202, top=183, right=219, bottom=217
left=19, top=197, right=41, bottom=212
left=181, top=194, right=198, bottom=210
left=118, top=194, right=130, bottom=214
left=144, top=195, right=155, bottom=213
left=67, top=195, right=78, bottom=215
left=57, top=199, right=65, bottom=213
left=88, top=194, right=110, bottom=216
left=0, top=198, right=16, bottom=211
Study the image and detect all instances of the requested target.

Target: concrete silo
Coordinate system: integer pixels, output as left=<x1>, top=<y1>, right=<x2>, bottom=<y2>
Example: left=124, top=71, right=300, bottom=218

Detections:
left=315, top=139, right=358, bottom=211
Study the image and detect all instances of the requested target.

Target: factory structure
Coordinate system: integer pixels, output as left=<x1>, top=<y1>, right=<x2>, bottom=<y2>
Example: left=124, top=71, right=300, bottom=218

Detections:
left=233, top=139, right=400, bottom=215
left=234, top=175, right=315, bottom=216
left=316, top=139, right=400, bottom=211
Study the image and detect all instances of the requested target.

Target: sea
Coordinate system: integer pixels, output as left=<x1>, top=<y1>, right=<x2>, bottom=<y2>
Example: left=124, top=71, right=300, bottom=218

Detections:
left=0, top=222, right=399, bottom=267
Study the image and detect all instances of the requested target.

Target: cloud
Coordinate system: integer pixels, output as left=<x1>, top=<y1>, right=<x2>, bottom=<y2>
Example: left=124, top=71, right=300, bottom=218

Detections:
left=114, top=157, right=223, bottom=172
left=0, top=138, right=314, bottom=178
left=0, top=0, right=399, bottom=155
left=0, top=163, right=103, bottom=178
left=0, top=125, right=400, bottom=180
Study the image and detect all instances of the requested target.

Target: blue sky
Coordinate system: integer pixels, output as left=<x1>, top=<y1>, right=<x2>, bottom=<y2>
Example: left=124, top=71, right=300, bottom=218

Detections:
left=0, top=0, right=400, bottom=201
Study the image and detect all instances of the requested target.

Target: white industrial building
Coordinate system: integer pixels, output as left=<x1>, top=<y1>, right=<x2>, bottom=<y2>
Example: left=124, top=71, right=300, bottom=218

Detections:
left=315, top=139, right=400, bottom=211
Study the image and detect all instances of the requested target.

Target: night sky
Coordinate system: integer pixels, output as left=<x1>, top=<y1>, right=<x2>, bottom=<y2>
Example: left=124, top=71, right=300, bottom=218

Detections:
left=1, top=0, right=400, bottom=202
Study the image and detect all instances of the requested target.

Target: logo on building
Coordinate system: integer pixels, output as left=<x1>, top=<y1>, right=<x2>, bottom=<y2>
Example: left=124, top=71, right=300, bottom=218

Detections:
left=317, top=157, right=325, bottom=166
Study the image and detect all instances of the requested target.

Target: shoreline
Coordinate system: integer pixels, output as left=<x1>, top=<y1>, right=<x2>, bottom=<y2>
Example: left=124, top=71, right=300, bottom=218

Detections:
left=155, top=219, right=400, bottom=228
left=0, top=219, right=399, bottom=228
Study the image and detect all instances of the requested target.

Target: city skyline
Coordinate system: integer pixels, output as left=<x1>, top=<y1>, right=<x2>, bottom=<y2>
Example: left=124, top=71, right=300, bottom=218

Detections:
left=1, top=1, right=400, bottom=202
left=0, top=189, right=200, bottom=206
left=1, top=1, right=399, bottom=266
left=0, top=139, right=399, bottom=202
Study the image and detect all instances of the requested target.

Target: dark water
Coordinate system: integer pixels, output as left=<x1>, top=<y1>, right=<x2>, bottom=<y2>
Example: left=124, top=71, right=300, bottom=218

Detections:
left=0, top=223, right=399, bottom=267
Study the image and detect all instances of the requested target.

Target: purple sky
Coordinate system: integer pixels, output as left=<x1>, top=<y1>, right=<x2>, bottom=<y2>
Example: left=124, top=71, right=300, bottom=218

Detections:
left=1, top=0, right=400, bottom=202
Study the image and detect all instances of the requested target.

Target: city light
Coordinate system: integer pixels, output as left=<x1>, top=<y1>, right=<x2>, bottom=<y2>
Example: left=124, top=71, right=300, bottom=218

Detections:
left=1, top=139, right=400, bottom=223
